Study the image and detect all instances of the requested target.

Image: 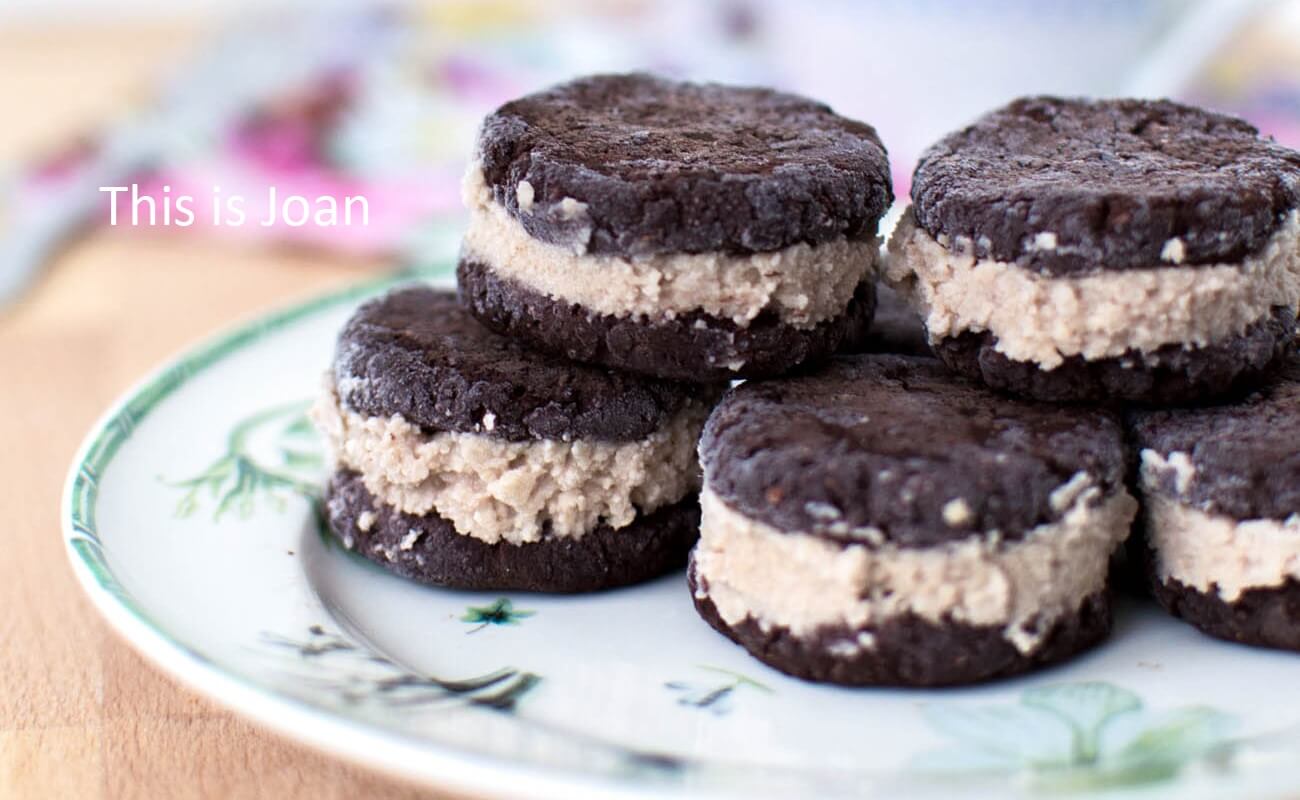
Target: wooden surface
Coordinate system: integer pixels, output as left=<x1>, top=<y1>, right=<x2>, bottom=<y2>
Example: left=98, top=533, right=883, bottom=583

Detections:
left=0, top=22, right=456, bottom=800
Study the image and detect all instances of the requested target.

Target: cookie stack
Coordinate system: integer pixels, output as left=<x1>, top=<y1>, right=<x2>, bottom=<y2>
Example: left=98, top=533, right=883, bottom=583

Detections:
left=314, top=74, right=892, bottom=593
left=693, top=96, right=1300, bottom=687
left=315, top=78, right=1300, bottom=688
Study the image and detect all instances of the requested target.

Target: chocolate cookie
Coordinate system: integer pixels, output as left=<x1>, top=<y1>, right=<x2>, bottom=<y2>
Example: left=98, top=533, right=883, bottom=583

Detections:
left=886, top=97, right=1300, bottom=404
left=690, top=354, right=1137, bottom=686
left=327, top=471, right=699, bottom=593
left=334, top=285, right=695, bottom=441
left=931, top=308, right=1295, bottom=406
left=313, top=286, right=718, bottom=592
left=690, top=564, right=1113, bottom=687
left=458, top=259, right=877, bottom=382
left=1128, top=359, right=1300, bottom=650
left=911, top=96, right=1300, bottom=275
left=461, top=73, right=892, bottom=381
left=475, top=72, right=892, bottom=256
left=1146, top=572, right=1300, bottom=652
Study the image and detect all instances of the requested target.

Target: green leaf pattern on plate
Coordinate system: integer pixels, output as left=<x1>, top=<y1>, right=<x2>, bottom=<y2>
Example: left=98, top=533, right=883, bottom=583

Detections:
left=461, top=598, right=536, bottom=633
left=918, top=681, right=1235, bottom=792
left=261, top=624, right=541, bottom=712
left=665, top=666, right=772, bottom=716
left=168, top=400, right=322, bottom=520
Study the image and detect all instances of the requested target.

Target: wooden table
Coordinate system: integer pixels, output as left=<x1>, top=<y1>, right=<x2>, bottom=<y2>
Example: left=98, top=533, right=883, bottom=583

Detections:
left=0, top=22, right=455, bottom=799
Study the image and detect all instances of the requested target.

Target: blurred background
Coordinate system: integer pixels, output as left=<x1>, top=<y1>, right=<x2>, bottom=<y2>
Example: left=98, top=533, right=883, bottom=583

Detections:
left=3, top=0, right=1300, bottom=304
left=4, top=2, right=1300, bottom=798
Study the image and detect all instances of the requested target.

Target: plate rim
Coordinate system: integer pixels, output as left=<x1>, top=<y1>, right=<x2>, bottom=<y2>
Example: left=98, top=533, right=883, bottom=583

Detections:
left=59, top=270, right=686, bottom=800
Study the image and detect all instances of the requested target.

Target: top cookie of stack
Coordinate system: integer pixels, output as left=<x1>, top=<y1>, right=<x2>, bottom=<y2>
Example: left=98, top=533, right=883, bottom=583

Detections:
left=885, top=96, right=1300, bottom=405
left=458, top=73, right=893, bottom=382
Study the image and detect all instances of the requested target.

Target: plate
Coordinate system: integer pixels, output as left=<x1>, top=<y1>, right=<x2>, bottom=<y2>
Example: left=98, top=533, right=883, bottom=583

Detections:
left=64, top=266, right=1300, bottom=800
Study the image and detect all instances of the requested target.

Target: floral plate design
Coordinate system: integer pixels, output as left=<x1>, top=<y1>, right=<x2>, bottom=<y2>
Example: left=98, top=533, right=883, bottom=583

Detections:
left=64, top=267, right=1300, bottom=799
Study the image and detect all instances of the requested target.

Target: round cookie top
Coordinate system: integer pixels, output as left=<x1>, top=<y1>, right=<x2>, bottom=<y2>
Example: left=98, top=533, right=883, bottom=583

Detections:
left=333, top=286, right=697, bottom=442
left=912, top=96, right=1300, bottom=275
left=476, top=72, right=892, bottom=256
left=1128, top=358, right=1300, bottom=521
left=700, top=354, right=1127, bottom=547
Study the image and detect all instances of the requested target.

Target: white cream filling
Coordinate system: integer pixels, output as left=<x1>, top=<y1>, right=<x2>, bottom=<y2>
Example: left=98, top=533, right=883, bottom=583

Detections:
left=462, top=164, right=878, bottom=329
left=884, top=207, right=1300, bottom=368
left=1140, top=450, right=1300, bottom=602
left=1144, top=497, right=1300, bottom=603
left=312, top=382, right=706, bottom=545
left=693, top=479, right=1136, bottom=655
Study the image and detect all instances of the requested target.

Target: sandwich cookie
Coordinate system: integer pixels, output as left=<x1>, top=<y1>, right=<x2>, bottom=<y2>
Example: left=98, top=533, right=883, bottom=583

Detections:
left=886, top=96, right=1300, bottom=403
left=691, top=355, right=1138, bottom=686
left=1129, top=358, right=1300, bottom=650
left=313, top=286, right=718, bottom=592
left=458, top=73, right=892, bottom=382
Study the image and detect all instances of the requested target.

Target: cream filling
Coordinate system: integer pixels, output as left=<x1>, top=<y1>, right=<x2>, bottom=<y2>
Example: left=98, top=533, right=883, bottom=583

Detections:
left=461, top=164, right=878, bottom=329
left=692, top=479, right=1136, bottom=654
left=1144, top=497, right=1300, bottom=603
left=884, top=207, right=1300, bottom=369
left=312, top=382, right=706, bottom=545
left=1141, top=451, right=1300, bottom=602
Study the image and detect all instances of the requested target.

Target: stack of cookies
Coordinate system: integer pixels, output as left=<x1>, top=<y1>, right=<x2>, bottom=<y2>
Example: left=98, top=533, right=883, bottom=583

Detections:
left=315, top=74, right=891, bottom=593
left=315, top=75, right=1300, bottom=688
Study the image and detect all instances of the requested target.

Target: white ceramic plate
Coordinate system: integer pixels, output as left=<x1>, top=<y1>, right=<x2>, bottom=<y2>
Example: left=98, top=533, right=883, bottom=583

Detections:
left=64, top=267, right=1300, bottom=800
